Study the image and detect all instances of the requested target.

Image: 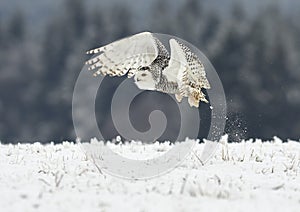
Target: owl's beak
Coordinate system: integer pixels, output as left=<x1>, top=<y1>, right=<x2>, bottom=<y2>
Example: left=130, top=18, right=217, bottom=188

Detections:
left=136, top=78, right=141, bottom=82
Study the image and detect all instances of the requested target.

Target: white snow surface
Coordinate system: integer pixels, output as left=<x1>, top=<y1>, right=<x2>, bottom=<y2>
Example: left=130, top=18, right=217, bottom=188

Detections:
left=1, top=137, right=300, bottom=212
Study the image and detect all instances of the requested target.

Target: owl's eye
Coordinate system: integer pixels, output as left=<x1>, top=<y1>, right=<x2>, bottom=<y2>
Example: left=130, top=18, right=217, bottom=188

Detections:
left=140, top=67, right=149, bottom=71
left=141, top=73, right=147, bottom=77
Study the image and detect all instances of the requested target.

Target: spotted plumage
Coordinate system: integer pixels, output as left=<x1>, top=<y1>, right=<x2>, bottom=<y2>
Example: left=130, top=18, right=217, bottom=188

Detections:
left=85, top=32, right=211, bottom=107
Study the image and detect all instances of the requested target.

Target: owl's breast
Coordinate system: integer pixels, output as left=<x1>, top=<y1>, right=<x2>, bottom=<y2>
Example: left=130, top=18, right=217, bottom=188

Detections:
left=155, top=74, right=179, bottom=94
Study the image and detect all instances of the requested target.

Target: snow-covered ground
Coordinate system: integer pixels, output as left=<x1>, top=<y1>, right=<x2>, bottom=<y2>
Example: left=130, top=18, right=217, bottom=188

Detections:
left=1, top=137, right=300, bottom=212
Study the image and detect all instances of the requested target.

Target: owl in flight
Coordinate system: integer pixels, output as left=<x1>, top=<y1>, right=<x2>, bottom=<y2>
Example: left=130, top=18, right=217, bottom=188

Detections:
left=85, top=32, right=210, bottom=107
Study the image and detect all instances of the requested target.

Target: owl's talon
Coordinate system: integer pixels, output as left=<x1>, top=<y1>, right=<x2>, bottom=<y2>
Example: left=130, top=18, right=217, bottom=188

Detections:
left=188, top=96, right=199, bottom=108
left=175, top=94, right=183, bottom=103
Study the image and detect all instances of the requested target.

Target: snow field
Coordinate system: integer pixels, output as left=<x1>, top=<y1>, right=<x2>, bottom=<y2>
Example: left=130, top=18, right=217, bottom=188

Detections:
left=0, top=137, right=300, bottom=212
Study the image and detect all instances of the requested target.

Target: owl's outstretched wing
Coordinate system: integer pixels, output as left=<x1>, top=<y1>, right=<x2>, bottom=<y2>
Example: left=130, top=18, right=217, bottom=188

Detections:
left=165, top=39, right=210, bottom=106
left=85, top=32, right=159, bottom=78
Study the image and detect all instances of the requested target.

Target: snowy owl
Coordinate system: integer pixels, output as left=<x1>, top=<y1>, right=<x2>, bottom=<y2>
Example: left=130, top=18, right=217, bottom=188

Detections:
left=85, top=32, right=211, bottom=107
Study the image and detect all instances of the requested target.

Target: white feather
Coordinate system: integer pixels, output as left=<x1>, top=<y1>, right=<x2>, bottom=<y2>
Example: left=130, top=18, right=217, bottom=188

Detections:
left=86, top=32, right=158, bottom=78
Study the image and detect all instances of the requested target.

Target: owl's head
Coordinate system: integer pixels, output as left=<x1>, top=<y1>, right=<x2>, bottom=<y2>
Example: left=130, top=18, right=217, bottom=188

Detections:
left=134, top=67, right=156, bottom=90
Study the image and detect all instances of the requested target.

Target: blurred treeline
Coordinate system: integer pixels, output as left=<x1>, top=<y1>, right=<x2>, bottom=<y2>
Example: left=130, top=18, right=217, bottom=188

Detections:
left=0, top=0, right=299, bottom=142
